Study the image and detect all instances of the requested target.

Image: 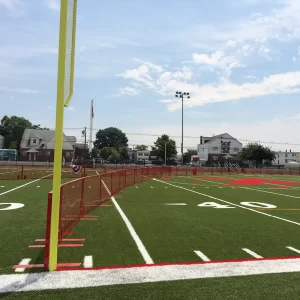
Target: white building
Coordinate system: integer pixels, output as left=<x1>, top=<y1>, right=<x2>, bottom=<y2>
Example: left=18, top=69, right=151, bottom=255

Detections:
left=136, top=150, right=150, bottom=161
left=272, top=150, right=298, bottom=165
left=197, top=133, right=243, bottom=163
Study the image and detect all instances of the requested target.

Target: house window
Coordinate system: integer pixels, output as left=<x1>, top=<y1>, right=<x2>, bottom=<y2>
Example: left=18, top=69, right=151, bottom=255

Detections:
left=66, top=152, right=70, bottom=157
left=47, top=151, right=51, bottom=156
left=212, top=156, right=218, bottom=161
left=233, top=148, right=239, bottom=152
left=212, top=147, right=218, bottom=151
left=33, top=139, right=36, bottom=143
left=23, top=151, right=27, bottom=156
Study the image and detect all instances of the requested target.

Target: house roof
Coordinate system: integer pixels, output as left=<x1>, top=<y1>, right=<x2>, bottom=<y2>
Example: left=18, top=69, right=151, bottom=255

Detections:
left=20, top=129, right=75, bottom=150
left=199, top=133, right=243, bottom=146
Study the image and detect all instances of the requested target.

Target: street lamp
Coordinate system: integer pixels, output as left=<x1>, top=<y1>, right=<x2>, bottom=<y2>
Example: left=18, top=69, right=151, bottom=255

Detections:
left=175, top=91, right=190, bottom=166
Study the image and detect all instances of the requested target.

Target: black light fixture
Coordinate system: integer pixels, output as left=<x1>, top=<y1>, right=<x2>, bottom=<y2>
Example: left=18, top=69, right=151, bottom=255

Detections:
left=173, top=91, right=191, bottom=166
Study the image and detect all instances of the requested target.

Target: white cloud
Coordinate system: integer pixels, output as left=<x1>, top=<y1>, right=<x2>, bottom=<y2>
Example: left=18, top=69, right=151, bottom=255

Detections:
left=46, top=0, right=60, bottom=11
left=117, top=65, right=155, bottom=89
left=160, top=71, right=300, bottom=111
left=116, top=87, right=139, bottom=96
left=225, top=40, right=237, bottom=48
left=192, top=51, right=241, bottom=77
left=0, top=0, right=24, bottom=15
left=0, top=86, right=39, bottom=94
left=244, top=75, right=257, bottom=79
left=258, top=45, right=271, bottom=60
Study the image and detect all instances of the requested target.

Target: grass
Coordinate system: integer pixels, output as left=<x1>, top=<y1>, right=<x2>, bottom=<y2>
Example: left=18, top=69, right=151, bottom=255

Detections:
left=1, top=172, right=300, bottom=298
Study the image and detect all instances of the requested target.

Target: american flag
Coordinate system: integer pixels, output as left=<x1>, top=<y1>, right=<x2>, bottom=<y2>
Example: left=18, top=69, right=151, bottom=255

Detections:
left=69, top=164, right=82, bottom=174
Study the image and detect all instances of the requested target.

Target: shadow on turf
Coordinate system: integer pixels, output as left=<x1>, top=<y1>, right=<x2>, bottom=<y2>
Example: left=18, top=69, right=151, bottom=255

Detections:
left=0, top=250, right=45, bottom=299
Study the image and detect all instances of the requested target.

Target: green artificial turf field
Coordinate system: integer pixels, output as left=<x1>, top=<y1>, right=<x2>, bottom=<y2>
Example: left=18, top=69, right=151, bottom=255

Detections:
left=2, top=172, right=300, bottom=298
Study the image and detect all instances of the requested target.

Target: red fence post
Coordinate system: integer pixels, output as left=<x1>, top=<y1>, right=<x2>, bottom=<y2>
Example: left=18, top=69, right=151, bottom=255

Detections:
left=125, top=170, right=127, bottom=187
left=80, top=178, right=85, bottom=217
left=44, top=192, right=52, bottom=270
left=59, top=185, right=64, bottom=240
left=110, top=172, right=113, bottom=195
left=21, top=165, right=24, bottom=179
left=99, top=175, right=102, bottom=204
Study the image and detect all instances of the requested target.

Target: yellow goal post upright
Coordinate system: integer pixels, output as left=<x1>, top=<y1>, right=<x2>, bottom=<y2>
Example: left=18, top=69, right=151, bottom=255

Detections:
left=47, top=0, right=78, bottom=271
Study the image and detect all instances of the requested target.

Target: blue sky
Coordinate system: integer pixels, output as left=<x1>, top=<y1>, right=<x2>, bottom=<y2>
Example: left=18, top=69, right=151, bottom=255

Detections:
left=1, top=0, right=300, bottom=151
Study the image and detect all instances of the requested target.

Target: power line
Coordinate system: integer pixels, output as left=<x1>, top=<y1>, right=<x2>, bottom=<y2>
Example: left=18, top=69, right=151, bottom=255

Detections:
left=58, top=128, right=300, bottom=147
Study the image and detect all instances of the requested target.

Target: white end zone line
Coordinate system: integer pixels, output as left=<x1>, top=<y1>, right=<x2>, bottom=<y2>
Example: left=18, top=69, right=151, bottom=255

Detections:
left=101, top=179, right=154, bottom=264
left=154, top=179, right=300, bottom=227
left=2, top=258, right=300, bottom=293
left=0, top=174, right=52, bottom=197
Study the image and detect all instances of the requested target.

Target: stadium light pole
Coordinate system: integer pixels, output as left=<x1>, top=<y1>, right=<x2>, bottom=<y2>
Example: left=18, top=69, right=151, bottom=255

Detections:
left=175, top=91, right=190, bottom=166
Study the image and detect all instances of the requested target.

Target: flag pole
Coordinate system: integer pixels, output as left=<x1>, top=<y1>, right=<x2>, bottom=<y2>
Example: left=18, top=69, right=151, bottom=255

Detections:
left=89, top=99, right=94, bottom=153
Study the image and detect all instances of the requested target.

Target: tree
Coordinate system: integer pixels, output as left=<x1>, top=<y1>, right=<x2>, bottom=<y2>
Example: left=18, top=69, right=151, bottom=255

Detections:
left=135, top=144, right=148, bottom=151
left=100, top=147, right=112, bottom=160
left=110, top=148, right=120, bottom=162
left=238, top=143, right=276, bottom=167
left=119, top=147, right=130, bottom=160
left=90, top=148, right=100, bottom=158
left=153, top=134, right=177, bottom=160
left=94, top=127, right=128, bottom=151
left=0, top=115, right=46, bottom=150
left=183, top=149, right=197, bottom=163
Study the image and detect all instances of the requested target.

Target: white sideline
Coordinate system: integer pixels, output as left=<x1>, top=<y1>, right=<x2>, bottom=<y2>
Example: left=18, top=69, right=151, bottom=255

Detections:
left=194, top=250, right=211, bottom=262
left=0, top=174, right=52, bottom=197
left=154, top=179, right=300, bottom=227
left=2, top=258, right=300, bottom=293
left=242, top=248, right=263, bottom=259
left=101, top=180, right=154, bottom=264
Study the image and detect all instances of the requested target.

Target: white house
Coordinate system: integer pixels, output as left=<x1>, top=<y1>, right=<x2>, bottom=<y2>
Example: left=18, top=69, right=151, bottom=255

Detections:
left=197, top=133, right=243, bottom=163
left=136, top=150, right=150, bottom=161
left=272, top=150, right=298, bottom=166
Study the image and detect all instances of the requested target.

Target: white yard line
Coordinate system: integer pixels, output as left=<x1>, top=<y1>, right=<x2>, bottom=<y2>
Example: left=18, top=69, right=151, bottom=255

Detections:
left=15, top=259, right=31, bottom=273
left=101, top=180, right=153, bottom=264
left=0, top=174, right=52, bottom=197
left=2, top=258, right=300, bottom=292
left=83, top=256, right=93, bottom=268
left=242, top=248, right=263, bottom=259
left=194, top=250, right=211, bottom=262
left=286, top=246, right=300, bottom=254
left=154, top=179, right=300, bottom=227
left=164, top=203, right=187, bottom=206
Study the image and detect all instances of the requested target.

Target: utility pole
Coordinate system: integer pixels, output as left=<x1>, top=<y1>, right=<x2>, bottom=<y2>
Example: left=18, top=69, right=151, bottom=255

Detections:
left=175, top=91, right=190, bottom=165
left=84, top=127, right=87, bottom=148
left=165, top=141, right=167, bottom=166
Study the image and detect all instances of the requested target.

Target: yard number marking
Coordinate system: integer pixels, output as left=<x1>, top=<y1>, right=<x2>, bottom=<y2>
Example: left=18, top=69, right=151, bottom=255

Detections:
left=241, top=202, right=276, bottom=209
left=0, top=203, right=24, bottom=210
left=198, top=202, right=235, bottom=209
left=197, top=202, right=276, bottom=209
